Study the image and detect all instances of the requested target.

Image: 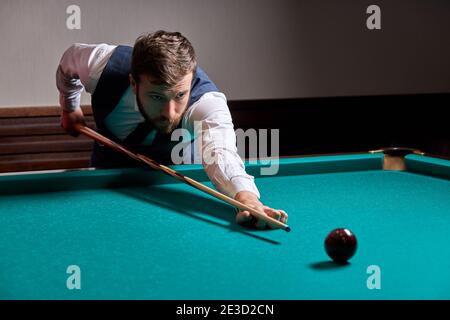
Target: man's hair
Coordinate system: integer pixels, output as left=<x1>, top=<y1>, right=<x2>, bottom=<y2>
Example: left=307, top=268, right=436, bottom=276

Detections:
left=131, top=30, right=197, bottom=87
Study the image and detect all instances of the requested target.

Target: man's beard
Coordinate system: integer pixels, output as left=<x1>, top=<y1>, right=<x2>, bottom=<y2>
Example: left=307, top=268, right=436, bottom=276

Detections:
left=149, top=114, right=182, bottom=135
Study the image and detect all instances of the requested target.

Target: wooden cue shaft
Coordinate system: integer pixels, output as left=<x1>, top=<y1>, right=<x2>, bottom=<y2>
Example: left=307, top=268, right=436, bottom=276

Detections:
left=75, top=124, right=291, bottom=232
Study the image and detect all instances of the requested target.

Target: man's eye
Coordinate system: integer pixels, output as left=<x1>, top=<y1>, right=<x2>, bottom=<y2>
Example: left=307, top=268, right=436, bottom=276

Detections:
left=150, top=95, right=163, bottom=101
left=176, top=93, right=185, bottom=99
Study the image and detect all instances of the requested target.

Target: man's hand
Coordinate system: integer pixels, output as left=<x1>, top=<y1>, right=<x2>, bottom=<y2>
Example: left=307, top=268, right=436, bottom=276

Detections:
left=60, top=108, right=86, bottom=137
left=234, top=191, right=288, bottom=229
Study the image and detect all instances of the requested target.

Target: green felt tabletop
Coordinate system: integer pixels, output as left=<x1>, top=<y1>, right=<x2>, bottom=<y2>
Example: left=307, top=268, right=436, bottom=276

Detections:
left=0, top=154, right=449, bottom=299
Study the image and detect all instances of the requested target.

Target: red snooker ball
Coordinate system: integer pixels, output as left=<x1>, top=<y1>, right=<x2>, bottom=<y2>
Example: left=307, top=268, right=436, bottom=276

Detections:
left=325, top=228, right=357, bottom=264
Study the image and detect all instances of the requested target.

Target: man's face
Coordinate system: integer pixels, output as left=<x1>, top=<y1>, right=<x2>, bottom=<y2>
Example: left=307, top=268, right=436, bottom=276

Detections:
left=130, top=72, right=193, bottom=134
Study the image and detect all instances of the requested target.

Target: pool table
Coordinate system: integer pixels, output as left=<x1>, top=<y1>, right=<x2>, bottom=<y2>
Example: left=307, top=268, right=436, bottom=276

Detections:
left=0, top=152, right=449, bottom=300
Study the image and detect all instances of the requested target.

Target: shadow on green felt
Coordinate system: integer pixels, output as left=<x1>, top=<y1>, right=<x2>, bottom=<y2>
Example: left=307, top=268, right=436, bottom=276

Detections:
left=114, top=186, right=281, bottom=245
left=309, top=261, right=351, bottom=270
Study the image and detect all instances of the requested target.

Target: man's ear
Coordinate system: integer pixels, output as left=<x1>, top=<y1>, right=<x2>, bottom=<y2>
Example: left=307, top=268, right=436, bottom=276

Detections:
left=129, top=74, right=137, bottom=94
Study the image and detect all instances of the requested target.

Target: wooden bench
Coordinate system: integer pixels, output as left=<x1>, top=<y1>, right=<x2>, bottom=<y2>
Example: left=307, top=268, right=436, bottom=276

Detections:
left=0, top=105, right=95, bottom=173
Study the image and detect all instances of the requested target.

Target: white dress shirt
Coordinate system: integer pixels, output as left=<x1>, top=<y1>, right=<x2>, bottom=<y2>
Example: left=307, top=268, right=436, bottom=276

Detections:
left=56, top=43, right=260, bottom=199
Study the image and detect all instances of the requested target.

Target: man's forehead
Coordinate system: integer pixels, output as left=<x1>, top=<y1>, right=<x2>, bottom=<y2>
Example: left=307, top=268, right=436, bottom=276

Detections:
left=140, top=72, right=193, bottom=92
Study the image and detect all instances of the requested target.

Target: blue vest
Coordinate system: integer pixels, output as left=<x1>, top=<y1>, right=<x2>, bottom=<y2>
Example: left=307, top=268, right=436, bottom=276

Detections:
left=90, top=45, right=218, bottom=167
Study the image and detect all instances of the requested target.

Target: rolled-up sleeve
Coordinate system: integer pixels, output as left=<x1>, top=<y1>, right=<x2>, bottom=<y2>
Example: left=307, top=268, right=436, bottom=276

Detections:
left=56, top=43, right=116, bottom=112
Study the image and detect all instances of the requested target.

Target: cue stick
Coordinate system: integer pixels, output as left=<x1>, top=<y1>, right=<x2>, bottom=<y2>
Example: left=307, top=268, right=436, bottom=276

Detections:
left=75, top=124, right=291, bottom=232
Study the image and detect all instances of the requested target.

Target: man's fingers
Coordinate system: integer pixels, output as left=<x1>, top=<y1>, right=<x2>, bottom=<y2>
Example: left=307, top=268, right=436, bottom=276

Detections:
left=60, top=109, right=86, bottom=138
left=67, top=127, right=80, bottom=137
left=255, top=218, right=267, bottom=230
left=70, top=127, right=80, bottom=137
left=265, top=208, right=281, bottom=229
left=236, top=210, right=251, bottom=223
left=236, top=206, right=288, bottom=230
left=280, top=210, right=289, bottom=223
left=264, top=207, right=281, bottom=219
left=61, top=122, right=79, bottom=137
left=263, top=207, right=289, bottom=228
left=236, top=210, right=258, bottom=228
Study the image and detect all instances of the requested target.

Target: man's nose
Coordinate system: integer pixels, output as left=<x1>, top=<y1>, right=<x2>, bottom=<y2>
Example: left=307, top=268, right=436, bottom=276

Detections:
left=160, top=100, right=176, bottom=120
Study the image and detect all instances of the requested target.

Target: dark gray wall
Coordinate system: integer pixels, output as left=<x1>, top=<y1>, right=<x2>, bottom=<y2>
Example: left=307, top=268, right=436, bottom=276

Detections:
left=1, top=0, right=449, bottom=106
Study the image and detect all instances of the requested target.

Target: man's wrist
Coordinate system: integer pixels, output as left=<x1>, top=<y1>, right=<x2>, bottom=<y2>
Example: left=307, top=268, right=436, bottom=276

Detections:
left=234, top=190, right=260, bottom=202
left=229, top=177, right=260, bottom=200
left=60, top=94, right=81, bottom=113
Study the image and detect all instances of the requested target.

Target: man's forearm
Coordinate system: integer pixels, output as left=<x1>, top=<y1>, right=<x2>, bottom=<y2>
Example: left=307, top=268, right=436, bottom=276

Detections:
left=56, top=52, right=84, bottom=112
left=201, top=147, right=260, bottom=199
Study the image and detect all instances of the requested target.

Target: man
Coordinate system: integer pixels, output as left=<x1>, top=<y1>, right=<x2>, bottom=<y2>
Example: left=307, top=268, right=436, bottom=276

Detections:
left=56, top=30, right=287, bottom=229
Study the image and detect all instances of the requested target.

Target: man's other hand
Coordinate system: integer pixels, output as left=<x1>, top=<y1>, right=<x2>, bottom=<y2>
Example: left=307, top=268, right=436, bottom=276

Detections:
left=60, top=108, right=86, bottom=137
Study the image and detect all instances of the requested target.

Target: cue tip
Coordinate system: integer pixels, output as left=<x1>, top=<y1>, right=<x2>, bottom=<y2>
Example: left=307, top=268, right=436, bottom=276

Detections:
left=285, top=226, right=291, bottom=232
